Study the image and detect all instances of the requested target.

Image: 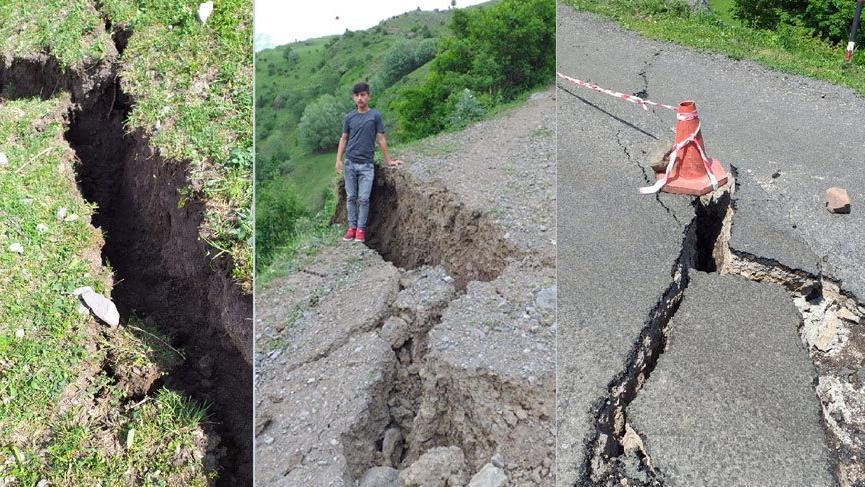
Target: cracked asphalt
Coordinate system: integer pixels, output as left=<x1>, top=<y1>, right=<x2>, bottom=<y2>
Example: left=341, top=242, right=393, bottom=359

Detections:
left=557, top=4, right=865, bottom=485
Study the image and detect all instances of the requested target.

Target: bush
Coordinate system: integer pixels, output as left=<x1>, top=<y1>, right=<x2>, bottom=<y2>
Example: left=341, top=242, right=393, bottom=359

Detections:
left=447, top=88, right=485, bottom=129
left=281, top=46, right=300, bottom=65
left=379, top=39, right=438, bottom=88
left=395, top=0, right=554, bottom=140
left=297, top=94, right=350, bottom=152
left=733, top=0, right=862, bottom=44
left=255, top=181, right=307, bottom=268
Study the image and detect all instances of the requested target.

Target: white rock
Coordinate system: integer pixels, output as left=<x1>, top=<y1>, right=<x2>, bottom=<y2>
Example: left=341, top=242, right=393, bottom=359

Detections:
left=198, top=1, right=214, bottom=24
left=0, top=153, right=7, bottom=167
left=36, top=223, right=48, bottom=232
left=75, top=286, right=120, bottom=327
left=15, top=328, right=24, bottom=338
left=55, top=207, right=67, bottom=221
left=8, top=243, right=23, bottom=254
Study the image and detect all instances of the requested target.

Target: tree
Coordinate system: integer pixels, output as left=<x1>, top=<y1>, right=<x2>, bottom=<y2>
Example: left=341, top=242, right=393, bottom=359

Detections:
left=297, top=94, right=350, bottom=152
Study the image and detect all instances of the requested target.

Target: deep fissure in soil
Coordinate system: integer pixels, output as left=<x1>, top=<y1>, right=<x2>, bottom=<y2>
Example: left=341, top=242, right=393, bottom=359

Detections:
left=335, top=167, right=514, bottom=289
left=2, top=56, right=252, bottom=485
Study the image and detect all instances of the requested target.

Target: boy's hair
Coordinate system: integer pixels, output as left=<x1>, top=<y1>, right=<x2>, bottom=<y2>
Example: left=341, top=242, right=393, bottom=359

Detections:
left=352, top=82, right=370, bottom=95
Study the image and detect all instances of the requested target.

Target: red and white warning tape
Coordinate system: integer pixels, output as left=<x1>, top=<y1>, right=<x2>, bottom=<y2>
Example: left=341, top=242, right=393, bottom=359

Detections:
left=556, top=71, right=719, bottom=194
left=556, top=71, right=677, bottom=111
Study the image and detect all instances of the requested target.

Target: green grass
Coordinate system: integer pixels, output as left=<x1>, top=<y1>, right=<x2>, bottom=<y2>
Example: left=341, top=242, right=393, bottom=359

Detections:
left=286, top=152, right=340, bottom=210
left=0, top=1, right=113, bottom=68
left=707, top=0, right=735, bottom=25
left=0, top=97, right=211, bottom=485
left=1, top=0, right=253, bottom=290
left=565, top=0, right=865, bottom=96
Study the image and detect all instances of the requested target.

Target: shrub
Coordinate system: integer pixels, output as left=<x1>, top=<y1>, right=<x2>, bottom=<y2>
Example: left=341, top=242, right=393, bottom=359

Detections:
left=255, top=181, right=307, bottom=268
left=297, top=94, right=350, bottom=152
left=447, top=88, right=485, bottom=129
left=733, top=0, right=862, bottom=44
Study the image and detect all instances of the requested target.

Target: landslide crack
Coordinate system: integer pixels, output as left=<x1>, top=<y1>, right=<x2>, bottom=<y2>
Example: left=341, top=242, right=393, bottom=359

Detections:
left=580, top=187, right=731, bottom=486
left=336, top=167, right=513, bottom=289
left=3, top=49, right=252, bottom=485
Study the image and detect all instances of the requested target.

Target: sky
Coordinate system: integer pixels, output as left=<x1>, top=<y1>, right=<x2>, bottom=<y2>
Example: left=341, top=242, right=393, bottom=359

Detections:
left=254, top=0, right=488, bottom=51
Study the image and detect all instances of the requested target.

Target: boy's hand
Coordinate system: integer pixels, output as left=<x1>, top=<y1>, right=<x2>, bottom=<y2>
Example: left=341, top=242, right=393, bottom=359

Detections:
left=335, top=158, right=343, bottom=174
left=386, top=159, right=404, bottom=168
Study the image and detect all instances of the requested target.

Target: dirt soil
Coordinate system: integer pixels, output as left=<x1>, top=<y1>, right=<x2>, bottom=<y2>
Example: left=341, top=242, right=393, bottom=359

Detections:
left=255, top=88, right=556, bottom=485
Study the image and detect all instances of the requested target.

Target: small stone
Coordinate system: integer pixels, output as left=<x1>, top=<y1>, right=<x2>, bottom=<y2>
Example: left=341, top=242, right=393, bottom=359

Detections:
left=262, top=435, right=274, bottom=445
left=360, top=466, right=400, bottom=487
left=74, top=286, right=120, bottom=327
left=197, top=1, right=214, bottom=23
left=813, top=314, right=841, bottom=352
left=491, top=453, right=505, bottom=468
left=468, top=463, right=507, bottom=487
left=8, top=243, right=23, bottom=254
left=836, top=307, right=860, bottom=323
left=380, top=316, right=410, bottom=348
left=826, top=187, right=851, bottom=214
left=15, top=328, right=24, bottom=339
left=382, top=427, right=403, bottom=467
left=36, top=223, right=48, bottom=232
left=55, top=207, right=67, bottom=221
left=647, top=138, right=674, bottom=173
left=0, top=153, right=7, bottom=168
left=64, top=213, right=79, bottom=222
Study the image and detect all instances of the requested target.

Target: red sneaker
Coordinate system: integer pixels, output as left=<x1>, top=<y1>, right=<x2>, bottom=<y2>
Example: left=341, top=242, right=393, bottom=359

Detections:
left=354, top=229, right=366, bottom=242
left=342, top=228, right=356, bottom=241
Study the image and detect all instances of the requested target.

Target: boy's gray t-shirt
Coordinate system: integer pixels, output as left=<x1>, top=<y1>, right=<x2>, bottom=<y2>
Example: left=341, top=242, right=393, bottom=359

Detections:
left=343, top=109, right=384, bottom=165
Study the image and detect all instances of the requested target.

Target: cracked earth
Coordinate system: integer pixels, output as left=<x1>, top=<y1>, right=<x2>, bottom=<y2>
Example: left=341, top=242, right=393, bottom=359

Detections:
left=558, top=5, right=865, bottom=486
left=254, top=90, right=555, bottom=486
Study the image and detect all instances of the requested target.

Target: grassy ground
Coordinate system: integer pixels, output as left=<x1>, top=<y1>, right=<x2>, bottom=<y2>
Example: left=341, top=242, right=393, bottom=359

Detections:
left=0, top=0, right=253, bottom=289
left=565, top=0, right=865, bottom=96
left=0, top=97, right=211, bottom=485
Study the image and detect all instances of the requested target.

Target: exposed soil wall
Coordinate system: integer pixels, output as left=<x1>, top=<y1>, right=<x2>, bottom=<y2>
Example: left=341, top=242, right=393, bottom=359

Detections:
left=334, top=167, right=515, bottom=287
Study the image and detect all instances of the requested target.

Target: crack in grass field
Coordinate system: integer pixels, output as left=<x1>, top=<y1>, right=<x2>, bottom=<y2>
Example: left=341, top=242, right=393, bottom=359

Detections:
left=1, top=0, right=253, bottom=290
left=0, top=97, right=213, bottom=486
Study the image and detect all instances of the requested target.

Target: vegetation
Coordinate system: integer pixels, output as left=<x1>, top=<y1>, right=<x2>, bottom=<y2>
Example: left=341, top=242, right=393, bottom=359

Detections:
left=255, top=0, right=554, bottom=273
left=0, top=97, right=211, bottom=485
left=1, top=0, right=254, bottom=289
left=566, top=0, right=865, bottom=95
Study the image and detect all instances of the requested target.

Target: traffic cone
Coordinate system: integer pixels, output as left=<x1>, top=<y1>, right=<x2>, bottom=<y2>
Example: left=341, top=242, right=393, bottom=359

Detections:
left=641, top=100, right=728, bottom=196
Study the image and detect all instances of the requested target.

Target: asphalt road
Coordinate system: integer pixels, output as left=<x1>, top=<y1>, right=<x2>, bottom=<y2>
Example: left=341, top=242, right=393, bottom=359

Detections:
left=557, top=4, right=864, bottom=485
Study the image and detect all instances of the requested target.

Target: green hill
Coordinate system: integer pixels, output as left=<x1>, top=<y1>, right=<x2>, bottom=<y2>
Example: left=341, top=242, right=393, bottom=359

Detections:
left=255, top=7, right=458, bottom=211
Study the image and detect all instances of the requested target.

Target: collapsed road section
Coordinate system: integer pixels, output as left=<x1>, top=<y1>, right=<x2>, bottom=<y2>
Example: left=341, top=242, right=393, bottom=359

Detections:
left=255, top=92, right=556, bottom=486
left=1, top=37, right=252, bottom=487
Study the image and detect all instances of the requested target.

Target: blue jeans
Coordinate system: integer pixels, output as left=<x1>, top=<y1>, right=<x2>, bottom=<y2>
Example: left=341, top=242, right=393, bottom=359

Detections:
left=344, top=160, right=373, bottom=229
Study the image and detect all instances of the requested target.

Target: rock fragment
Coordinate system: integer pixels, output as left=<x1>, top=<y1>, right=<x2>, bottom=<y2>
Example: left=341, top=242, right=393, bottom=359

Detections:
left=8, top=243, right=23, bottom=254
left=826, top=187, right=851, bottom=213
left=400, top=446, right=468, bottom=487
left=197, top=1, right=214, bottom=24
left=468, top=463, right=508, bottom=487
left=359, top=466, right=400, bottom=487
left=0, top=152, right=7, bottom=168
left=73, top=286, right=120, bottom=327
left=647, top=138, right=673, bottom=173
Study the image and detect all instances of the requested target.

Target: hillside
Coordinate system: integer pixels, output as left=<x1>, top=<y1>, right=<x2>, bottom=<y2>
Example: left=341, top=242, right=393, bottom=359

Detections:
left=255, top=7, right=457, bottom=211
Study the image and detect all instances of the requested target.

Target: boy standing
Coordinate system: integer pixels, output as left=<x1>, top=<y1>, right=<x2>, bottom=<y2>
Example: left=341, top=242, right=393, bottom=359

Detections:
left=335, top=82, right=403, bottom=242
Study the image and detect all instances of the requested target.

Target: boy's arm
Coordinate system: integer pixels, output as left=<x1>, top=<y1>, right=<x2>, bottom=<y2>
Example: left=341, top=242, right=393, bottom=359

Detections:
left=335, top=133, right=347, bottom=174
left=376, top=132, right=403, bottom=167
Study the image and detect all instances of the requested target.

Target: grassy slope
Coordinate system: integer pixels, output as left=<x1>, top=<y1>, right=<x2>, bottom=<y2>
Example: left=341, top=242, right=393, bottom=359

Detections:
left=565, top=0, right=865, bottom=96
left=255, top=8, right=454, bottom=212
left=0, top=0, right=254, bottom=289
left=0, top=97, right=210, bottom=485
